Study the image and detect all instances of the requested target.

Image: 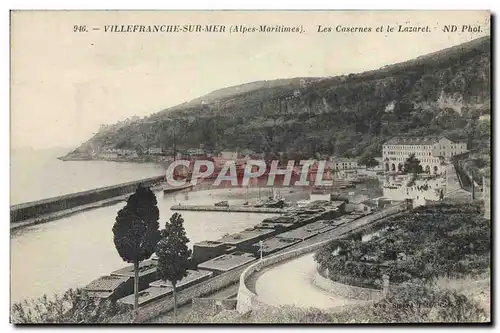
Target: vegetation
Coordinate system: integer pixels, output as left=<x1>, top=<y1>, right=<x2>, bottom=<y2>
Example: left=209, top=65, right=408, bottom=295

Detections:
left=155, top=213, right=192, bottom=319
left=11, top=289, right=129, bottom=324
left=112, top=185, right=160, bottom=310
left=314, top=203, right=490, bottom=289
left=169, top=280, right=487, bottom=323
left=67, top=37, right=490, bottom=161
left=404, top=153, right=423, bottom=174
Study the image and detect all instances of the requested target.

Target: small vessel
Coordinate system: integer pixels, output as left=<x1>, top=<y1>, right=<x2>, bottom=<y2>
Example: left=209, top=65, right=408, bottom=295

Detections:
left=215, top=200, right=229, bottom=207
left=254, top=200, right=265, bottom=208
left=264, top=198, right=285, bottom=208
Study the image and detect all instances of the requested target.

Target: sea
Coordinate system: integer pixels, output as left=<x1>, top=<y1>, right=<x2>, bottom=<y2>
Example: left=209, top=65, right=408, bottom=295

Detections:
left=10, top=148, right=278, bottom=304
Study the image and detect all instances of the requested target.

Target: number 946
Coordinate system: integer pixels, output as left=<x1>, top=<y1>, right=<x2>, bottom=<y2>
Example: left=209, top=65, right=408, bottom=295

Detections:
left=73, top=25, right=87, bottom=32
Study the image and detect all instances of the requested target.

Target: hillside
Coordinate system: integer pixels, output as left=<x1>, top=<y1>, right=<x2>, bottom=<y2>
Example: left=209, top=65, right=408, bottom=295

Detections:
left=65, top=36, right=491, bottom=162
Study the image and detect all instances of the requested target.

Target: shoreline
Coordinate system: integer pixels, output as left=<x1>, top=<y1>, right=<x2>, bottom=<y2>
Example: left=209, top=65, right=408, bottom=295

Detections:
left=58, top=155, right=166, bottom=166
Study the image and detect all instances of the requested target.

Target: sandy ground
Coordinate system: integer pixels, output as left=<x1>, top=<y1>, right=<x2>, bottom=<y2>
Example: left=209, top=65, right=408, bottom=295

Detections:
left=254, top=253, right=361, bottom=310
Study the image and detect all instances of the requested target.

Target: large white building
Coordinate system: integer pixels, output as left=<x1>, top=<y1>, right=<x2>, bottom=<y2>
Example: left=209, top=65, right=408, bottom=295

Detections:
left=382, top=136, right=467, bottom=174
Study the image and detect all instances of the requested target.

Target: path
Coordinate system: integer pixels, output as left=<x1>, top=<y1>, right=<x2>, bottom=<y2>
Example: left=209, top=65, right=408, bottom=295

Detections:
left=253, top=253, right=361, bottom=310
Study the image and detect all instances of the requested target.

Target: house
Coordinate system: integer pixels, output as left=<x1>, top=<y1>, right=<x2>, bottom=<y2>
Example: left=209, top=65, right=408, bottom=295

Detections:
left=187, top=148, right=206, bottom=157
left=220, top=151, right=238, bottom=161
left=356, top=200, right=378, bottom=213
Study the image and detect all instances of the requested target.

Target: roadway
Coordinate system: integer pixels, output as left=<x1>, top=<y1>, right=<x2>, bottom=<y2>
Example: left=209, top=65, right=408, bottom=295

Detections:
left=252, top=253, right=362, bottom=310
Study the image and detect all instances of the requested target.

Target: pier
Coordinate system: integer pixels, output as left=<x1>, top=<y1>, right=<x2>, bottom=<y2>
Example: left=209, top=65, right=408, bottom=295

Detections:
left=171, top=204, right=285, bottom=214
left=10, top=175, right=166, bottom=228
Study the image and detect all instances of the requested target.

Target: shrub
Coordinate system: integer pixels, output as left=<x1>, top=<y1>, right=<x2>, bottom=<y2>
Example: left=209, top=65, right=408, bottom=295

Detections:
left=11, top=289, right=130, bottom=324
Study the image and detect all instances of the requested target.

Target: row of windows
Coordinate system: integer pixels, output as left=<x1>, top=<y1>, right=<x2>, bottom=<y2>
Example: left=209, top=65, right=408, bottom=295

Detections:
left=384, top=144, right=435, bottom=150
left=389, top=156, right=439, bottom=163
left=384, top=151, right=432, bottom=156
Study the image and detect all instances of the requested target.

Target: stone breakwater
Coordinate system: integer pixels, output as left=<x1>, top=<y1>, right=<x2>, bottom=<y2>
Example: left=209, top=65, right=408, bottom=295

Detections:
left=10, top=175, right=165, bottom=228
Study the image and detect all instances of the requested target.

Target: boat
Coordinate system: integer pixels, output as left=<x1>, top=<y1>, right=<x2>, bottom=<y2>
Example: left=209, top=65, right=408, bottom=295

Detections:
left=254, top=201, right=265, bottom=208
left=215, top=200, right=229, bottom=207
left=264, top=198, right=285, bottom=208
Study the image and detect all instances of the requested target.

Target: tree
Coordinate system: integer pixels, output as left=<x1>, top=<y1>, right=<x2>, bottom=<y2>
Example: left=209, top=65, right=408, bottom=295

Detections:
left=404, top=153, right=423, bottom=174
left=156, top=213, right=192, bottom=320
left=358, top=153, right=379, bottom=168
left=112, top=185, right=160, bottom=311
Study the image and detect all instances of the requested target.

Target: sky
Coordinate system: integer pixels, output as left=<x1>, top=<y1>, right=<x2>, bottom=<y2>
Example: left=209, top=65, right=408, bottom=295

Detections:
left=10, top=10, right=490, bottom=150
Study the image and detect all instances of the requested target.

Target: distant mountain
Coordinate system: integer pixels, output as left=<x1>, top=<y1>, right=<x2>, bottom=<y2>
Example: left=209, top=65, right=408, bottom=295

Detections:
left=64, top=36, right=491, bottom=162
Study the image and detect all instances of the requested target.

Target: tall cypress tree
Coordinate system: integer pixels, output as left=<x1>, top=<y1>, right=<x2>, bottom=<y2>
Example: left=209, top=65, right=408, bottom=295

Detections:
left=112, top=185, right=160, bottom=311
left=156, top=213, right=191, bottom=320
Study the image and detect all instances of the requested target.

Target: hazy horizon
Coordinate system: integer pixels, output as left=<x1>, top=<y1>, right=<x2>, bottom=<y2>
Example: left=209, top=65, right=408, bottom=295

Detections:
left=10, top=11, right=490, bottom=150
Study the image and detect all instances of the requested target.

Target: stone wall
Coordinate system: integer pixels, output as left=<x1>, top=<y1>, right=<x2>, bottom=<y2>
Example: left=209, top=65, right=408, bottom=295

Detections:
left=107, top=264, right=246, bottom=323
left=236, top=203, right=406, bottom=314
left=192, top=298, right=237, bottom=316
left=313, top=270, right=384, bottom=301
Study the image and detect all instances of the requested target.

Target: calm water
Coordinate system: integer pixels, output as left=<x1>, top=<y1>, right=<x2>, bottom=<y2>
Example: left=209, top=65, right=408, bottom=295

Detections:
left=10, top=149, right=383, bottom=304
left=10, top=148, right=165, bottom=205
left=10, top=186, right=278, bottom=304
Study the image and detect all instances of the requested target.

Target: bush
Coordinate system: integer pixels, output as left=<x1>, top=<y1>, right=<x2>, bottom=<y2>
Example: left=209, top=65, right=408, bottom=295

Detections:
left=11, top=289, right=130, bottom=324
left=315, top=203, right=490, bottom=288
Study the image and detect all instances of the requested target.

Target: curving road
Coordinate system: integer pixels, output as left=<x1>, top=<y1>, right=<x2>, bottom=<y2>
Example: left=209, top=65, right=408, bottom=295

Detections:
left=253, top=253, right=362, bottom=310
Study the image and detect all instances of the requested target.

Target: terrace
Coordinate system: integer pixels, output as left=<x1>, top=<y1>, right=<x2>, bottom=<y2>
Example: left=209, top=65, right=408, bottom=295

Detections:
left=217, top=227, right=275, bottom=250
left=197, top=251, right=257, bottom=273
left=149, top=269, right=213, bottom=291
left=111, top=260, right=158, bottom=291
left=249, top=237, right=302, bottom=256
left=83, top=275, right=132, bottom=301
left=118, top=286, right=173, bottom=308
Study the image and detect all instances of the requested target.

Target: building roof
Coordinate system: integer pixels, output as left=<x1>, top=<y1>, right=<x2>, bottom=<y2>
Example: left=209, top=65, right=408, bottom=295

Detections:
left=198, top=252, right=256, bottom=272
left=360, top=200, right=378, bottom=208
left=84, top=275, right=130, bottom=292
left=149, top=270, right=212, bottom=288
left=384, top=136, right=448, bottom=146
left=217, top=228, right=274, bottom=245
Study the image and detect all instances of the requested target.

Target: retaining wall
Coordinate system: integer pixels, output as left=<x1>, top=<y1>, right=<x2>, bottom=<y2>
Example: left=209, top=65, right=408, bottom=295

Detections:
left=236, top=203, right=406, bottom=314
left=11, top=175, right=165, bottom=223
left=313, top=270, right=384, bottom=301
left=107, top=263, right=247, bottom=323
left=192, top=298, right=237, bottom=316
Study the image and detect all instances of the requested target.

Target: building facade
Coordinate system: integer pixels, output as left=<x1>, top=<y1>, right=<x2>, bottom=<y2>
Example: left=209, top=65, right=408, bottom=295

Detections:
left=220, top=151, right=239, bottom=161
left=329, top=157, right=358, bottom=170
left=382, top=136, right=467, bottom=174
